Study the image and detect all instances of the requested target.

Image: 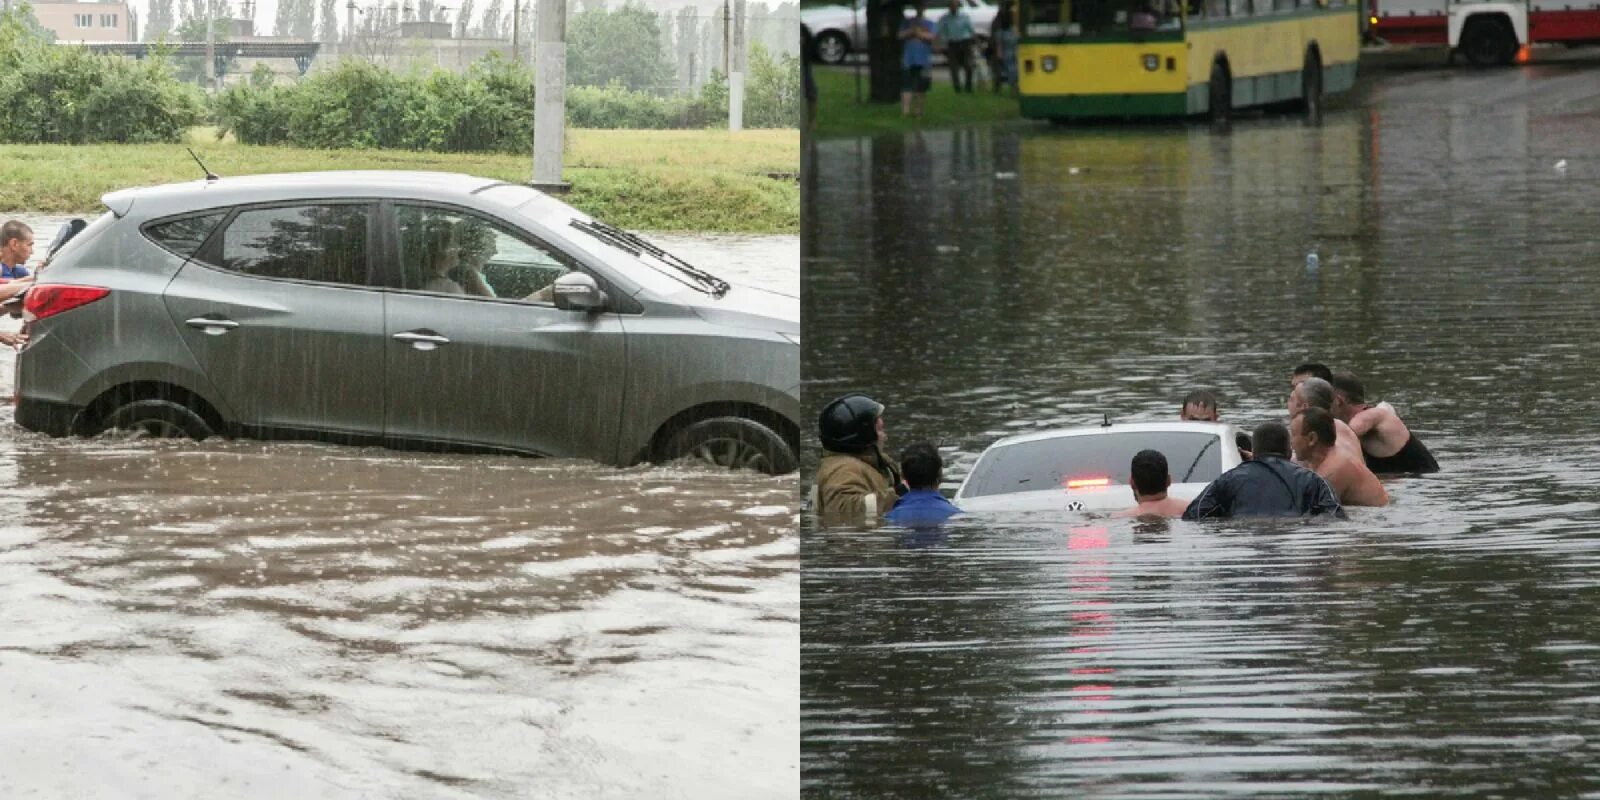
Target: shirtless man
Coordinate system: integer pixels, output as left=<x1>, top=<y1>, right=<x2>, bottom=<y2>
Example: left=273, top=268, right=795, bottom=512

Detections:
left=1330, top=371, right=1440, bottom=474
left=1291, top=407, right=1388, bottom=507
left=1112, top=449, right=1191, bottom=518
left=1288, top=377, right=1364, bottom=464
left=1179, top=389, right=1219, bottom=422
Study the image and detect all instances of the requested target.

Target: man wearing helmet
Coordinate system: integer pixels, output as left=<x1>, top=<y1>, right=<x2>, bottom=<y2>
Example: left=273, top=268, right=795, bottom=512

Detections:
left=815, top=393, right=905, bottom=524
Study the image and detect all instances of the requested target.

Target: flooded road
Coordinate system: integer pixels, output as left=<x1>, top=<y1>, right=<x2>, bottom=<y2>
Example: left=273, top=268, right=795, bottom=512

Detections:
left=802, top=60, right=1600, bottom=795
left=0, top=223, right=799, bottom=798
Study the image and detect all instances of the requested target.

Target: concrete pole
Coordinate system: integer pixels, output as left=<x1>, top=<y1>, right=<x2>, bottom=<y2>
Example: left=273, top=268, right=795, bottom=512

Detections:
left=530, top=0, right=567, bottom=191
left=346, top=0, right=355, bottom=42
left=729, top=0, right=744, bottom=130
left=511, top=0, right=519, bottom=63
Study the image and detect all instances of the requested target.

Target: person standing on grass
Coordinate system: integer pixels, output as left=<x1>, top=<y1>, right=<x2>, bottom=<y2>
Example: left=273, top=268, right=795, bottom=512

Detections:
left=900, top=1, right=937, bottom=117
left=936, top=0, right=977, bottom=93
left=989, top=1, right=1019, bottom=95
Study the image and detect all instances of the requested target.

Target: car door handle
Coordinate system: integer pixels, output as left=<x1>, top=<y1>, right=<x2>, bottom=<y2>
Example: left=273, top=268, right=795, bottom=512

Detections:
left=393, top=331, right=450, bottom=350
left=184, top=316, right=239, bottom=335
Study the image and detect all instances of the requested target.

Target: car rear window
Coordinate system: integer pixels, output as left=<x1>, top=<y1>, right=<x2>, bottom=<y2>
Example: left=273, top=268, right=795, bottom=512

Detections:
left=961, top=431, right=1225, bottom=499
left=214, top=204, right=369, bottom=285
left=144, top=212, right=225, bottom=259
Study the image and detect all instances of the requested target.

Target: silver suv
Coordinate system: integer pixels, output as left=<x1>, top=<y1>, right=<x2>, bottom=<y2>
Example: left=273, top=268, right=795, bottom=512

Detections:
left=15, top=171, right=799, bottom=474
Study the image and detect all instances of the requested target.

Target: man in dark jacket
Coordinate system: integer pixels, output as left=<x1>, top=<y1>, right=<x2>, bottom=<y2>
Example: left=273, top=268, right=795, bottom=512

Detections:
left=1182, top=421, right=1346, bottom=520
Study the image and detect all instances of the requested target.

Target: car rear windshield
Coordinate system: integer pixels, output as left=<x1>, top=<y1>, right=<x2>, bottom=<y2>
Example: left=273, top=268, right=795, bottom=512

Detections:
left=961, top=431, right=1224, bottom=498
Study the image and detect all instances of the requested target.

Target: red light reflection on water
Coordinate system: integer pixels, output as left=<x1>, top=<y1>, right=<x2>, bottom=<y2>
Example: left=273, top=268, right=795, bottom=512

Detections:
left=1066, top=527, right=1117, bottom=750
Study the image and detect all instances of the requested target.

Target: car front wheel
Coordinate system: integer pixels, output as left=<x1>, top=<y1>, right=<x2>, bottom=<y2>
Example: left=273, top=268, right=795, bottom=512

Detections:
left=101, top=398, right=214, bottom=440
left=663, top=416, right=797, bottom=475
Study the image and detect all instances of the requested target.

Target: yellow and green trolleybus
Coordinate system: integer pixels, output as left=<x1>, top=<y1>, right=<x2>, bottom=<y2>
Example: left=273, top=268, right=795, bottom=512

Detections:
left=1016, top=0, right=1359, bottom=120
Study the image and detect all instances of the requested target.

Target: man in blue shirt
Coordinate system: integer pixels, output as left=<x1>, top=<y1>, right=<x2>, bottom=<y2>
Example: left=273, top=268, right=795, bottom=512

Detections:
left=1, top=220, right=34, bottom=282
left=899, top=2, right=937, bottom=117
left=936, top=0, right=977, bottom=93
left=886, top=442, right=961, bottom=527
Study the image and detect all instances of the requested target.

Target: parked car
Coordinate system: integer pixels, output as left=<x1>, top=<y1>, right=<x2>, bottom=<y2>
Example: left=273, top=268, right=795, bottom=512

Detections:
left=802, top=0, right=998, bottom=65
left=953, top=422, right=1244, bottom=513
left=15, top=171, right=800, bottom=474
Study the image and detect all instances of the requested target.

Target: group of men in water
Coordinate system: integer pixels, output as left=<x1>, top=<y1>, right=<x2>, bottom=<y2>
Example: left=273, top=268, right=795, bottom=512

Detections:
left=814, top=362, right=1439, bottom=525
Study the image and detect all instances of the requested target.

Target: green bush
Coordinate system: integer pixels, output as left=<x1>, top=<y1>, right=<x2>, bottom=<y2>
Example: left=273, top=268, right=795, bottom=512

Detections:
left=211, top=48, right=801, bottom=150
left=0, top=5, right=203, bottom=144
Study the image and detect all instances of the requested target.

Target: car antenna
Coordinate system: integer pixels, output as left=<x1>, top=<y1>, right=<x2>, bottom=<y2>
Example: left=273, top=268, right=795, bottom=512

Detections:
left=186, top=148, right=220, bottom=182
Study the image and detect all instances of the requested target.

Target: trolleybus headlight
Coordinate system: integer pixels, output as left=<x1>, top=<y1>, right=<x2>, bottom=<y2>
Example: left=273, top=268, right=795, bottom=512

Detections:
left=1042, top=56, right=1058, bottom=73
left=1143, top=54, right=1159, bottom=71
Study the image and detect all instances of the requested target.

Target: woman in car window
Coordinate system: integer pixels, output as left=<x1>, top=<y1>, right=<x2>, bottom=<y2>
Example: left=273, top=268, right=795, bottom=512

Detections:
left=420, top=222, right=466, bottom=295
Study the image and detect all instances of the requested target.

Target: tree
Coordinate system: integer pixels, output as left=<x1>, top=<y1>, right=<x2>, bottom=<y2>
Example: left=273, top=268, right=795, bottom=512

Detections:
left=455, top=0, right=474, bottom=37
left=567, top=2, right=671, bottom=93
left=477, top=0, right=503, bottom=38
left=0, top=3, right=53, bottom=43
left=170, top=12, right=236, bottom=82
left=145, top=0, right=176, bottom=41
left=318, top=0, right=338, bottom=42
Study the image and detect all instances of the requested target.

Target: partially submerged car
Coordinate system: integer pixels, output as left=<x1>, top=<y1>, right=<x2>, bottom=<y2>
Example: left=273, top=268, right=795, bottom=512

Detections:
left=953, top=422, right=1244, bottom=513
left=15, top=171, right=799, bottom=474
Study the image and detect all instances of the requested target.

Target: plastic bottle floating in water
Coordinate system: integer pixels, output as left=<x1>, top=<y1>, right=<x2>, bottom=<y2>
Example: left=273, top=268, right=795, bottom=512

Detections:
left=1306, top=249, right=1320, bottom=271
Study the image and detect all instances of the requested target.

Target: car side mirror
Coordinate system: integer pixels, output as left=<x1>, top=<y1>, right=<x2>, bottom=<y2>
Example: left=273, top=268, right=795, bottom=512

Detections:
left=551, top=271, right=608, bottom=313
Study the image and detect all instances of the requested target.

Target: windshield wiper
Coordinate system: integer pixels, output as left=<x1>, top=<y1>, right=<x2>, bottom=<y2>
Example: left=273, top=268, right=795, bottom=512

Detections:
left=1180, top=437, right=1219, bottom=483
left=570, top=218, right=730, bottom=297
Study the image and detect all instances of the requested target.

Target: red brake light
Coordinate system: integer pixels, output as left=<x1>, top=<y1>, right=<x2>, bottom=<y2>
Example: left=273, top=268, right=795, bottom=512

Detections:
left=1065, top=477, right=1111, bottom=490
left=23, top=285, right=110, bottom=322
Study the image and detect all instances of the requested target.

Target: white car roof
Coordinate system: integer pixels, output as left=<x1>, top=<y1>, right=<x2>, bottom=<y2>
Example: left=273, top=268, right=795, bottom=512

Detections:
left=983, top=421, right=1237, bottom=449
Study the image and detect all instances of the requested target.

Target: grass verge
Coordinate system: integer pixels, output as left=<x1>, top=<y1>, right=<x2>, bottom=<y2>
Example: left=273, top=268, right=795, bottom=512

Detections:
left=813, top=65, right=1024, bottom=136
left=0, top=128, right=799, bottom=234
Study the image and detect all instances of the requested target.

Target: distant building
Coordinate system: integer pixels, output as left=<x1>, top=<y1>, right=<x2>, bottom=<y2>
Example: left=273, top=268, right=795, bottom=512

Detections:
left=31, top=2, right=134, bottom=42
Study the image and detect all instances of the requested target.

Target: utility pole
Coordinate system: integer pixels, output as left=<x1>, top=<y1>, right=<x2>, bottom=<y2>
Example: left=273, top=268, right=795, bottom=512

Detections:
left=721, top=0, right=729, bottom=75
left=530, top=0, right=567, bottom=191
left=346, top=0, right=355, bottom=42
left=729, top=0, right=744, bottom=130
left=511, top=0, right=519, bottom=63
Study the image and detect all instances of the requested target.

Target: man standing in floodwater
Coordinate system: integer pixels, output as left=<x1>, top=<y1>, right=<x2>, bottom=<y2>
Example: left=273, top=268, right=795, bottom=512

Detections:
left=885, top=442, right=960, bottom=526
left=0, top=220, right=36, bottom=348
left=1289, top=377, right=1364, bottom=464
left=1291, top=407, right=1389, bottom=507
left=1180, top=389, right=1219, bottom=422
left=1182, top=422, right=1346, bottom=520
left=1112, top=449, right=1191, bottom=518
left=815, top=394, right=905, bottom=524
left=1331, top=371, right=1440, bottom=474
left=1291, top=362, right=1333, bottom=392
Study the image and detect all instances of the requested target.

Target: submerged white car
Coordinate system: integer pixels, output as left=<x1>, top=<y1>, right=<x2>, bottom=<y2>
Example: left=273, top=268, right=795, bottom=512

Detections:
left=953, top=422, right=1245, bottom=513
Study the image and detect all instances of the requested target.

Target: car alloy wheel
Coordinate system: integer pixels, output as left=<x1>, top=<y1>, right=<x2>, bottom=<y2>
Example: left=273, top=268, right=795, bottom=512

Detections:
left=102, top=398, right=214, bottom=440
left=664, top=416, right=798, bottom=475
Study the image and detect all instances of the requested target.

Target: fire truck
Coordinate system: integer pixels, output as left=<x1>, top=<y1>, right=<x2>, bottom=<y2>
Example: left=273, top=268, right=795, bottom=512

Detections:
left=1368, top=0, right=1600, bottom=65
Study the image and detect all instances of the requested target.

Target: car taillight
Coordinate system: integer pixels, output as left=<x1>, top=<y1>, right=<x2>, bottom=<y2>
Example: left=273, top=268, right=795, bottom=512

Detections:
left=1065, top=477, right=1111, bottom=490
left=23, top=285, right=110, bottom=322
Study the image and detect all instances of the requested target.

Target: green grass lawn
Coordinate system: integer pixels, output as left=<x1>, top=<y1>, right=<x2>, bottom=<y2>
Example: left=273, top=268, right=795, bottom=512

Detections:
left=0, top=128, right=799, bottom=234
left=813, top=63, right=1025, bottom=136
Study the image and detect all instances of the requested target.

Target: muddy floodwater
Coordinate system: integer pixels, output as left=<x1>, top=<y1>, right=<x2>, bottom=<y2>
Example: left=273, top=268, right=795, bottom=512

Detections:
left=802, top=60, right=1600, bottom=796
left=0, top=222, right=798, bottom=798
